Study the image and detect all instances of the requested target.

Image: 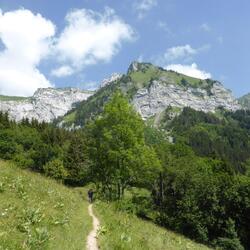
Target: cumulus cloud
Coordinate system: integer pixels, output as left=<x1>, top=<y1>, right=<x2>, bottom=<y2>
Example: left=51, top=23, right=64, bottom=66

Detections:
left=163, top=44, right=197, bottom=63
left=161, top=44, right=210, bottom=64
left=134, top=0, right=157, bottom=19
left=53, top=8, right=135, bottom=76
left=0, top=7, right=134, bottom=95
left=0, top=9, right=55, bottom=96
left=51, top=65, right=74, bottom=77
left=165, top=63, right=211, bottom=80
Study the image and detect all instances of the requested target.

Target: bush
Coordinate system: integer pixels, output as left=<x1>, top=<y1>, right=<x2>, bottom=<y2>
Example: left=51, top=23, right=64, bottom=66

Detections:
left=43, top=159, right=68, bottom=181
left=215, top=237, right=244, bottom=250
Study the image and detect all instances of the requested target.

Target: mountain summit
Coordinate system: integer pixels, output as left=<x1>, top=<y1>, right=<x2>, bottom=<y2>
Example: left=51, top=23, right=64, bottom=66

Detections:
left=60, top=62, right=241, bottom=127
left=0, top=62, right=241, bottom=125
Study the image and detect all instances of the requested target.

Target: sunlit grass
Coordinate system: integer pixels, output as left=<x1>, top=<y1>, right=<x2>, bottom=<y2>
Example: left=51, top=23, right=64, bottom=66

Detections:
left=0, top=161, right=91, bottom=250
left=94, top=200, right=213, bottom=250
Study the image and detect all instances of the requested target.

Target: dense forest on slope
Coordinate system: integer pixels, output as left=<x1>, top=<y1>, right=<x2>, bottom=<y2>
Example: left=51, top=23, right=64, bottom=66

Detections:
left=0, top=92, right=250, bottom=249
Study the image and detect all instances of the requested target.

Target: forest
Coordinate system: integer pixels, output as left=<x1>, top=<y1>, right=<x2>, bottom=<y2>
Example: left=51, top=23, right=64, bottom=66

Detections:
left=0, top=92, right=249, bottom=250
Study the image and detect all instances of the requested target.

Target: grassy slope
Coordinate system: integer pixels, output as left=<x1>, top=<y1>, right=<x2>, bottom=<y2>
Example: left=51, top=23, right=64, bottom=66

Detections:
left=94, top=201, right=212, bottom=250
left=0, top=161, right=91, bottom=250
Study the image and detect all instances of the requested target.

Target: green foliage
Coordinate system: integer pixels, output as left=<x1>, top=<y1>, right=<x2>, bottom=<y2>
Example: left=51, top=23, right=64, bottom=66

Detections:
left=152, top=142, right=249, bottom=249
left=0, top=111, right=90, bottom=184
left=169, top=107, right=250, bottom=173
left=43, top=159, right=68, bottom=181
left=64, top=131, right=91, bottom=185
left=87, top=91, right=161, bottom=199
left=215, top=237, right=244, bottom=250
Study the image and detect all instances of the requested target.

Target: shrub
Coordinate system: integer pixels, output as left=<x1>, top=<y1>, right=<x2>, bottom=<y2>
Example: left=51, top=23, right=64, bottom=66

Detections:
left=43, top=159, right=68, bottom=181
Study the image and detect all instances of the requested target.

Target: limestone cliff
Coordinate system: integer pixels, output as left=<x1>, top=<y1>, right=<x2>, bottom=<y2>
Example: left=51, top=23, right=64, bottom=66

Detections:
left=0, top=88, right=93, bottom=122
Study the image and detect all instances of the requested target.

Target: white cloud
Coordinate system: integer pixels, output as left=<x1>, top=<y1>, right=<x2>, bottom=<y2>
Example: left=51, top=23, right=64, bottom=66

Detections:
left=160, top=44, right=211, bottom=65
left=53, top=8, right=135, bottom=76
left=134, top=0, right=157, bottom=19
left=51, top=65, right=74, bottom=77
left=165, top=63, right=211, bottom=80
left=164, top=44, right=197, bottom=62
left=200, top=23, right=211, bottom=32
left=0, top=9, right=55, bottom=96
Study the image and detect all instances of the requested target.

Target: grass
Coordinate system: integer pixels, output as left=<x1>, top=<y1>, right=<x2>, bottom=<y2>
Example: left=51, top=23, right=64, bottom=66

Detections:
left=94, top=200, right=213, bottom=250
left=0, top=95, right=29, bottom=101
left=128, top=63, right=210, bottom=89
left=0, top=161, right=91, bottom=250
left=62, top=111, right=77, bottom=124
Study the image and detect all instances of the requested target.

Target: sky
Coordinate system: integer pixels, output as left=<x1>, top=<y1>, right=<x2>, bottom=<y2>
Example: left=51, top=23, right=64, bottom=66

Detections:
left=0, top=0, right=249, bottom=97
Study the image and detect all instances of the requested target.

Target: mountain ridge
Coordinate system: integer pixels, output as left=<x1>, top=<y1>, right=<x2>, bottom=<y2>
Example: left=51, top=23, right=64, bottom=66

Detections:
left=0, top=61, right=242, bottom=125
left=59, top=61, right=241, bottom=127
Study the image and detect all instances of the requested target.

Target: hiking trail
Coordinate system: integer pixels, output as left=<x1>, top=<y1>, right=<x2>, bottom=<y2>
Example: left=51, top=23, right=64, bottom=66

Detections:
left=87, top=204, right=100, bottom=250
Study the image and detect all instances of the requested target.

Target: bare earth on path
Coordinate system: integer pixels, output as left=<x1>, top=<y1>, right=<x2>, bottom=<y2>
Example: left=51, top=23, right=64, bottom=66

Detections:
left=87, top=204, right=100, bottom=250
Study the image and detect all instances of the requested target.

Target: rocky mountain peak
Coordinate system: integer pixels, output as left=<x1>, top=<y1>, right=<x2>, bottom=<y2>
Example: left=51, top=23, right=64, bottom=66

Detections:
left=100, top=73, right=123, bottom=88
left=127, top=61, right=154, bottom=74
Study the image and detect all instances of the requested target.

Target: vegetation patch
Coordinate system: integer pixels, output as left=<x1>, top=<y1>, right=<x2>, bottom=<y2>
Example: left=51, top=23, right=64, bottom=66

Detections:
left=0, top=161, right=91, bottom=250
left=94, top=201, right=212, bottom=250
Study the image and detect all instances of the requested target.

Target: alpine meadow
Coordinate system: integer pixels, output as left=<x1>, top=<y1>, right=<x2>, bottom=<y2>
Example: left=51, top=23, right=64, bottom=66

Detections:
left=0, top=1, right=250, bottom=250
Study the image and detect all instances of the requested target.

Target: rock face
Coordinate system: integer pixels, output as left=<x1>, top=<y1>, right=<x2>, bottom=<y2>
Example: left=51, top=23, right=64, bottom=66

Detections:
left=0, top=88, right=93, bottom=122
left=132, top=80, right=241, bottom=119
left=238, top=93, right=250, bottom=110
left=100, top=73, right=122, bottom=88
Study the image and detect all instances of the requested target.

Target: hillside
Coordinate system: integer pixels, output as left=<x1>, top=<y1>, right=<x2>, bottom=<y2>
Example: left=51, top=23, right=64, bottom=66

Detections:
left=0, top=161, right=215, bottom=250
left=0, top=93, right=249, bottom=249
left=0, top=88, right=93, bottom=123
left=238, top=93, right=250, bottom=109
left=0, top=161, right=91, bottom=250
left=59, top=62, right=240, bottom=128
left=94, top=201, right=212, bottom=250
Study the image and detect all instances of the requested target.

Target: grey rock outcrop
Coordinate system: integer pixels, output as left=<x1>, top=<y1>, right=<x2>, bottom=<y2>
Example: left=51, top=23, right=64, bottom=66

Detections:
left=238, top=93, right=250, bottom=110
left=100, top=73, right=122, bottom=88
left=132, top=80, right=241, bottom=119
left=0, top=88, right=93, bottom=122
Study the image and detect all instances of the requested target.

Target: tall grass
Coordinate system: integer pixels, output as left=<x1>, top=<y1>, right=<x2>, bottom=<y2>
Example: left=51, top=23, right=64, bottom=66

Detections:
left=94, top=201, right=212, bottom=250
left=0, top=161, right=91, bottom=250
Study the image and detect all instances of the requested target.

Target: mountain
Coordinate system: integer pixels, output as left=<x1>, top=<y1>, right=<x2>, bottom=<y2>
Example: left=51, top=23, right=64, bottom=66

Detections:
left=238, top=93, right=250, bottom=109
left=0, top=62, right=241, bottom=125
left=0, top=88, right=93, bottom=122
left=60, top=62, right=241, bottom=127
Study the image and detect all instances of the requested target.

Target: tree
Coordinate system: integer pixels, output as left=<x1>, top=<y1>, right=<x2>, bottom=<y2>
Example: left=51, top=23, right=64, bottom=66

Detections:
left=87, top=91, right=161, bottom=200
left=64, top=131, right=91, bottom=185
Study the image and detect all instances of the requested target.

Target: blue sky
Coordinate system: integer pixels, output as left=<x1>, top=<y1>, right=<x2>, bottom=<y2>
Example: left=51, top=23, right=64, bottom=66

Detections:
left=0, top=0, right=249, bottom=97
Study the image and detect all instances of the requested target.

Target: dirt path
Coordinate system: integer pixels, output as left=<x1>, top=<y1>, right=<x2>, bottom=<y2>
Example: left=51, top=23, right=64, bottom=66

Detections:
left=87, top=204, right=100, bottom=250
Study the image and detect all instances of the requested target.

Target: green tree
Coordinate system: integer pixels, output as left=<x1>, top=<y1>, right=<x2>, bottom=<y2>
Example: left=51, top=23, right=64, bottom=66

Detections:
left=64, top=131, right=91, bottom=185
left=87, top=91, right=161, bottom=200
